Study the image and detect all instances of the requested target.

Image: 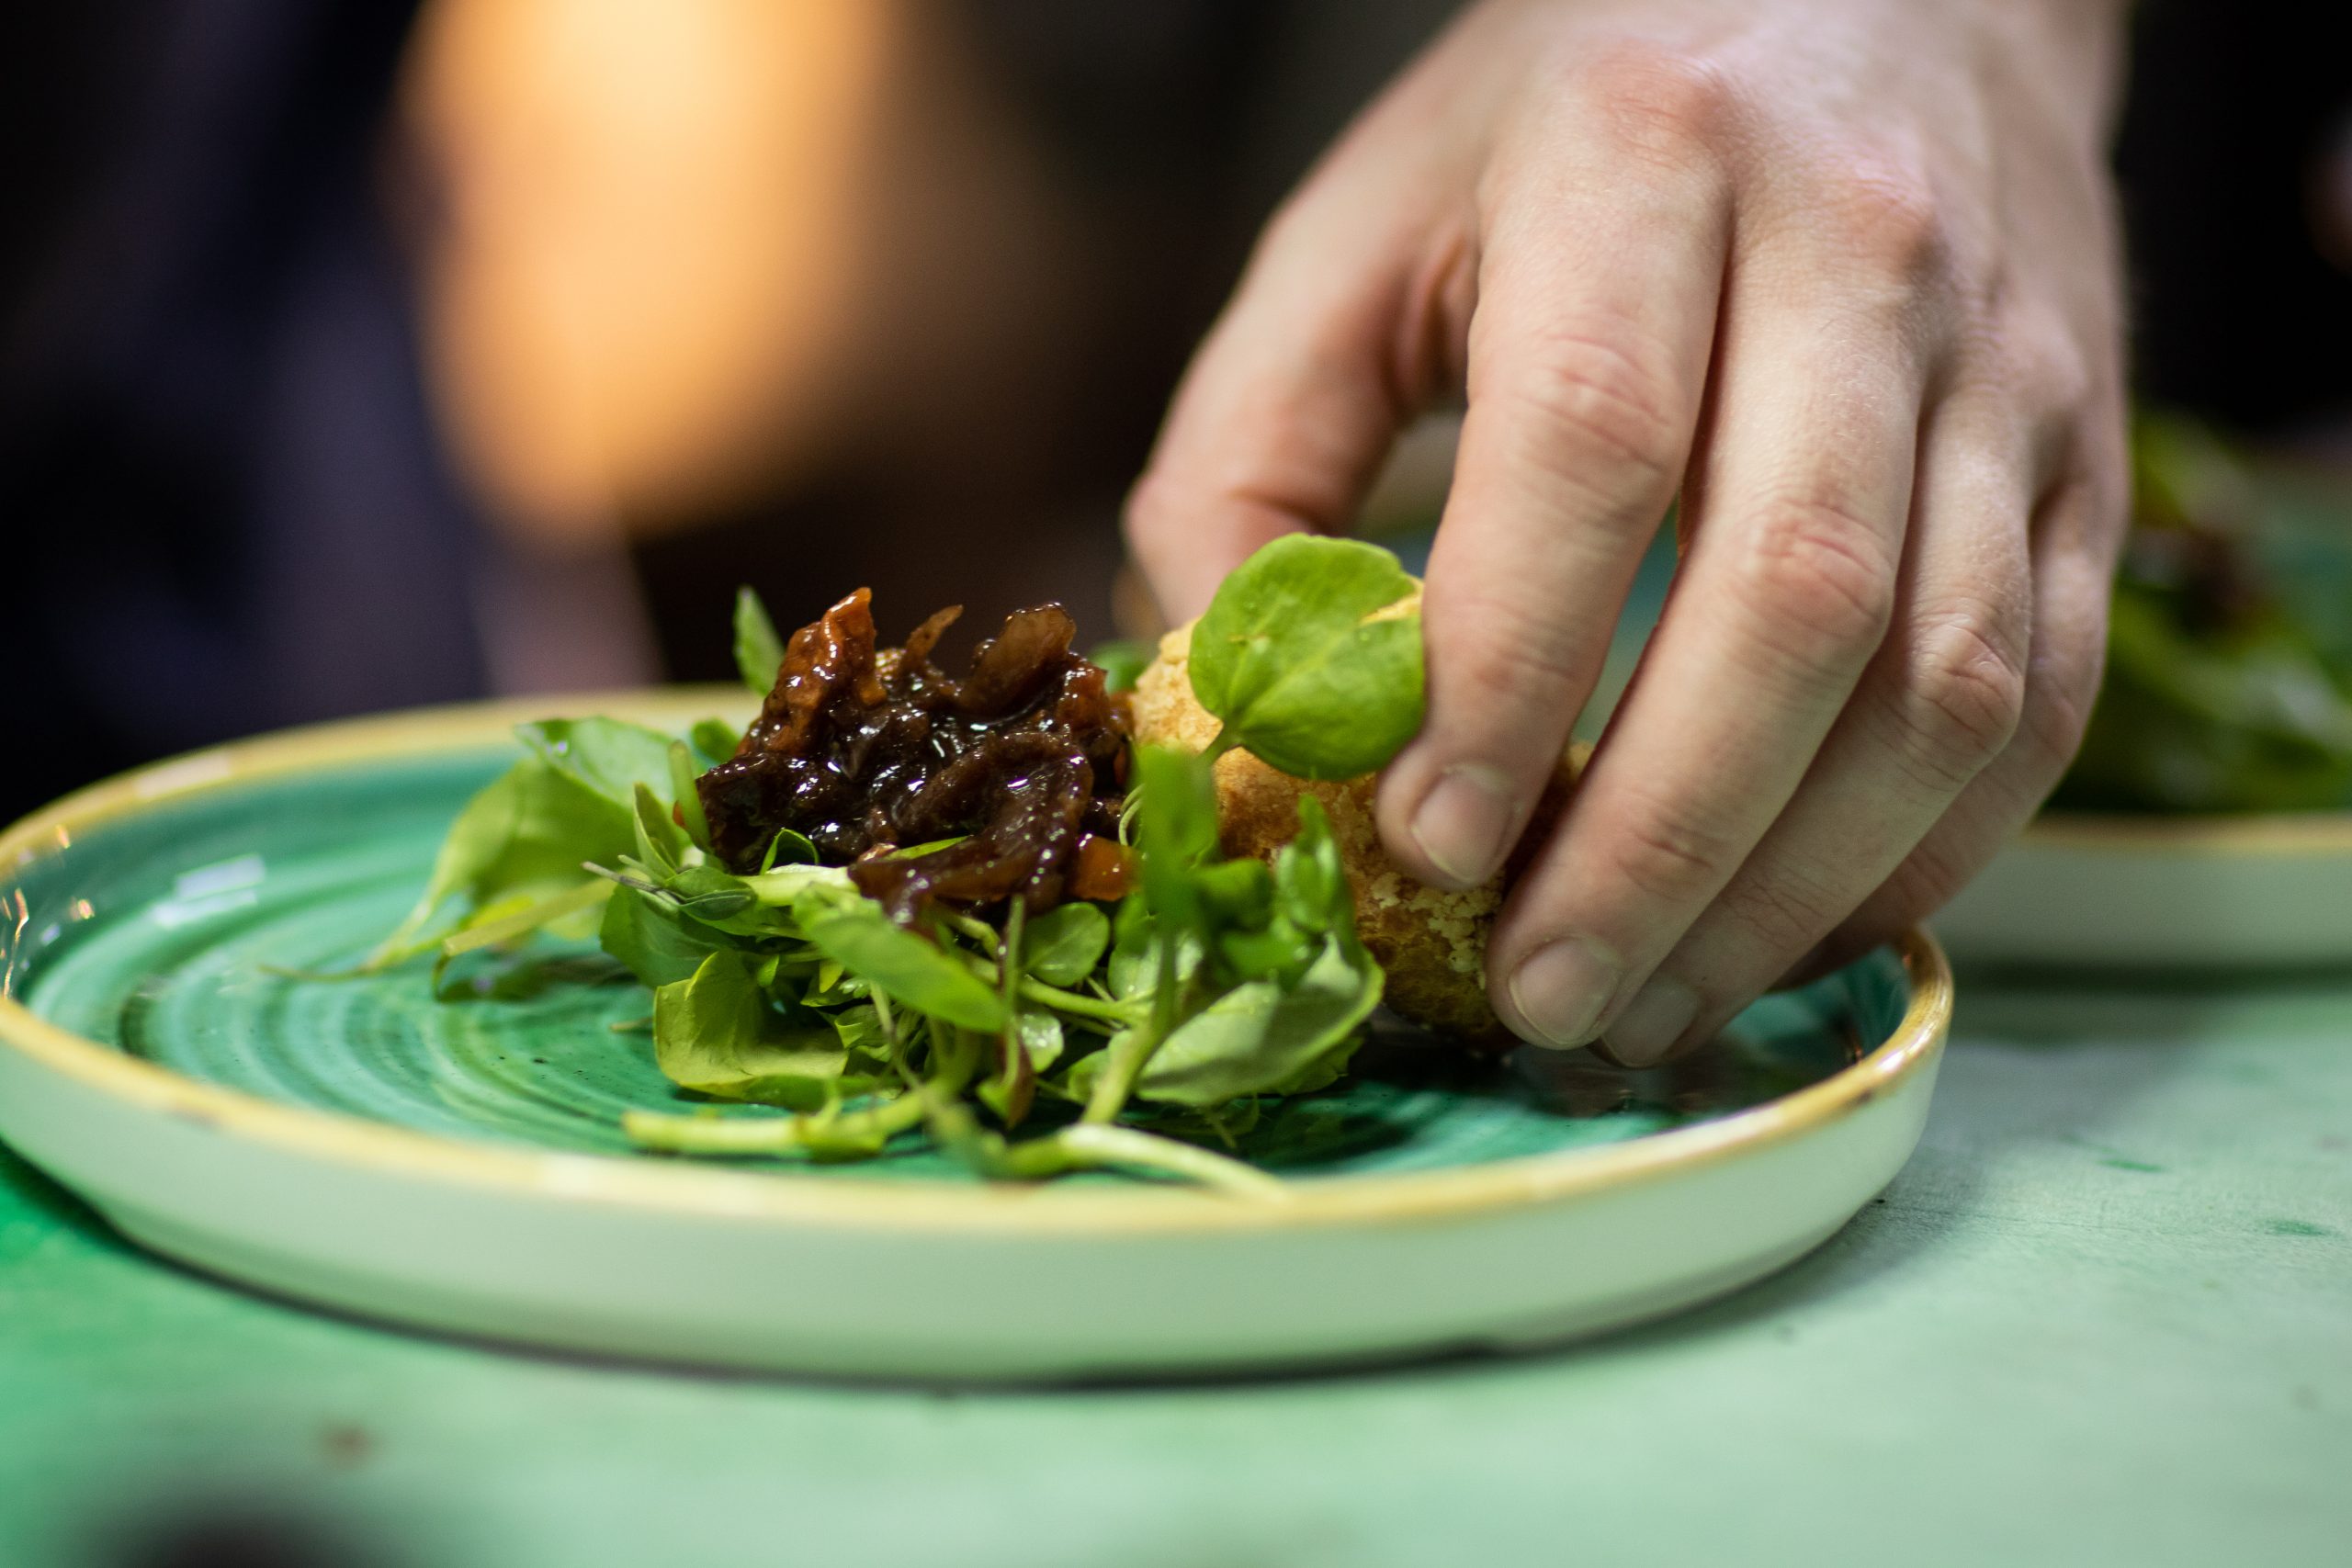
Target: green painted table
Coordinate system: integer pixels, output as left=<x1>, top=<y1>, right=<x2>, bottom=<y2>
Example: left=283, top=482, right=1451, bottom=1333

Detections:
left=3, top=972, right=2346, bottom=1568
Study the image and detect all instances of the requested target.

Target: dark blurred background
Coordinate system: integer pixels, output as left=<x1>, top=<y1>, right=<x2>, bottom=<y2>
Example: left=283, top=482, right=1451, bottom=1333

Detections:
left=3, top=0, right=2348, bottom=824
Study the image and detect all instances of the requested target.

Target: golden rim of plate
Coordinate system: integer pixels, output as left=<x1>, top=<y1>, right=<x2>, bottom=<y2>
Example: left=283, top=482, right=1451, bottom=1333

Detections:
left=0, top=694, right=1951, bottom=1236
left=2020, top=809, right=2352, bottom=855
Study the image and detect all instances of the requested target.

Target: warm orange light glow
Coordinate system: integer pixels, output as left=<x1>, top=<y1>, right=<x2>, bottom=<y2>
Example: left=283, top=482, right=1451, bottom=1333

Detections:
left=401, top=0, right=898, bottom=541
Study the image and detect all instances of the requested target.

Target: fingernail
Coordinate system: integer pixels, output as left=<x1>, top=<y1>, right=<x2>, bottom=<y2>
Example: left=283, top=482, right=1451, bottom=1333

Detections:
left=1603, top=976, right=1702, bottom=1067
left=1408, top=764, right=1518, bottom=886
left=1507, top=938, right=1619, bottom=1049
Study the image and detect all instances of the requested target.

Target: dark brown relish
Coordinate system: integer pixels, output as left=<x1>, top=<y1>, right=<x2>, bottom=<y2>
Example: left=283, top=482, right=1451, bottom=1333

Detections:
left=696, top=589, right=1135, bottom=924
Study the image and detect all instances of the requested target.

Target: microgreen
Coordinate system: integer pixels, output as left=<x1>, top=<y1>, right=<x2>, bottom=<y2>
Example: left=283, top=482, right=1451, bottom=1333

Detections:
left=356, top=576, right=1408, bottom=1190
left=1188, top=534, right=1425, bottom=780
left=733, top=586, right=787, bottom=694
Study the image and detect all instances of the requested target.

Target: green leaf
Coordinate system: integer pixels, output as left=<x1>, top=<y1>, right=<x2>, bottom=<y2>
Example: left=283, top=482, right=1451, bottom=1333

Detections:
left=791, top=883, right=1008, bottom=1034
left=669, top=741, right=714, bottom=852
left=515, top=717, right=680, bottom=809
left=1272, top=795, right=1350, bottom=934
left=758, top=826, right=820, bottom=871
left=1132, top=745, right=1223, bottom=937
left=373, top=756, right=633, bottom=962
left=1105, top=897, right=1155, bottom=998
left=734, top=585, right=786, bottom=694
left=600, top=886, right=734, bottom=989
left=662, top=864, right=758, bottom=924
left=1013, top=1008, right=1065, bottom=1075
left=829, top=1002, right=893, bottom=1067
left=1087, top=638, right=1152, bottom=694
left=1188, top=534, right=1424, bottom=779
left=631, top=784, right=689, bottom=875
left=1022, top=902, right=1110, bottom=987
left=689, top=716, right=741, bottom=766
left=652, top=952, right=866, bottom=1111
left=1134, top=935, right=1382, bottom=1108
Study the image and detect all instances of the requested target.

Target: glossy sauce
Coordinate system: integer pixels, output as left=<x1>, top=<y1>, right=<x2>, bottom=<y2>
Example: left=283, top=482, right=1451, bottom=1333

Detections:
left=697, top=590, right=1133, bottom=922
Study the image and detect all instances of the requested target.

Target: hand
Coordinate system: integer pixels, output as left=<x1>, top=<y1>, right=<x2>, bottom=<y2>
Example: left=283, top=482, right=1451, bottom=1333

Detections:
left=1125, top=0, right=2132, bottom=1060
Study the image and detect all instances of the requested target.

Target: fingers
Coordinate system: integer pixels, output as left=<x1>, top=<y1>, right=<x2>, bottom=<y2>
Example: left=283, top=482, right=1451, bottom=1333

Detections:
left=1122, top=169, right=1468, bottom=623
left=1372, top=120, right=1732, bottom=896
left=1809, top=472, right=2118, bottom=970
left=1481, top=254, right=1934, bottom=1053
left=1612, top=396, right=2036, bottom=1060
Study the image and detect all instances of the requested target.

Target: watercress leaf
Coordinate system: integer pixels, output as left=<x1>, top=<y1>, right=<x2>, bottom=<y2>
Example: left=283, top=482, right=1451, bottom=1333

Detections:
left=1132, top=745, right=1222, bottom=935
left=1188, top=534, right=1424, bottom=779
left=632, top=783, right=688, bottom=875
left=1272, top=795, right=1350, bottom=934
left=734, top=585, right=786, bottom=694
left=374, top=756, right=632, bottom=960
left=830, top=1002, right=893, bottom=1069
left=1059, top=1036, right=1118, bottom=1104
left=1216, top=919, right=1312, bottom=987
left=791, top=883, right=1008, bottom=1033
left=1023, top=902, right=1110, bottom=987
left=600, top=886, right=733, bottom=989
left=652, top=952, right=862, bottom=1111
left=689, top=716, right=742, bottom=767
left=662, top=864, right=757, bottom=923
left=1192, top=856, right=1273, bottom=930
left=1086, top=638, right=1152, bottom=694
left=1015, top=1008, right=1065, bottom=1074
left=1106, top=897, right=1158, bottom=999
left=1134, top=935, right=1383, bottom=1108
left=668, top=741, right=714, bottom=852
left=515, top=717, right=681, bottom=809
left=758, top=826, right=820, bottom=871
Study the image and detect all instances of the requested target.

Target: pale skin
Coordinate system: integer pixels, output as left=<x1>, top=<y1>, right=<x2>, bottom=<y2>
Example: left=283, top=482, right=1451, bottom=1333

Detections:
left=1126, top=0, right=2132, bottom=1063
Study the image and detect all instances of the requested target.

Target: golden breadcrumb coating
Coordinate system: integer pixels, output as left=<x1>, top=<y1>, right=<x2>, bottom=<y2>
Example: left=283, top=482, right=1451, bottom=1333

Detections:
left=1129, top=615, right=1584, bottom=1046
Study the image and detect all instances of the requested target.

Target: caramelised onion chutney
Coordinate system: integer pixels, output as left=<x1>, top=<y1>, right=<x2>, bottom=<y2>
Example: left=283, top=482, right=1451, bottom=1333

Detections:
left=696, top=589, right=1136, bottom=923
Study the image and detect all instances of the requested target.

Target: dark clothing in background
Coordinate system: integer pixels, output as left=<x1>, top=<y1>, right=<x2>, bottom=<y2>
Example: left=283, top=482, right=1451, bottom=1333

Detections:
left=1, top=1, right=485, bottom=821
left=3, top=0, right=2349, bottom=823
left=2113, top=3, right=2352, bottom=430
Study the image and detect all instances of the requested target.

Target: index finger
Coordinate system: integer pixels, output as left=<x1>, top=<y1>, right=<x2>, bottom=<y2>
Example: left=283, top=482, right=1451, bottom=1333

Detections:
left=1374, top=129, right=1730, bottom=895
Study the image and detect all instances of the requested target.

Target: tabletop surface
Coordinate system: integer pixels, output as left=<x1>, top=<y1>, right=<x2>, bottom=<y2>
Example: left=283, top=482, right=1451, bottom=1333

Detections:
left=3, top=969, right=2347, bottom=1568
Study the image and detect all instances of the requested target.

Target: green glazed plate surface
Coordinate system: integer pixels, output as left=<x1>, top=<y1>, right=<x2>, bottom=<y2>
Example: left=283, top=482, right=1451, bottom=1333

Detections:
left=15, top=749, right=1899, bottom=1179
left=0, top=698, right=1948, bottom=1379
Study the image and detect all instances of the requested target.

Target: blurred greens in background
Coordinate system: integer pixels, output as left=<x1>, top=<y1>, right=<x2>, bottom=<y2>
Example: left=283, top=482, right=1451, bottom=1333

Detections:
left=2054, top=413, right=2352, bottom=814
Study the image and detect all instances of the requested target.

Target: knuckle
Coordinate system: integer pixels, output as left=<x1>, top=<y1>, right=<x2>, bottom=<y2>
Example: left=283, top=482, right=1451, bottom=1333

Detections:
left=1718, top=861, right=1847, bottom=952
left=1728, top=495, right=1898, bottom=677
left=1498, top=329, right=1688, bottom=494
left=1818, top=154, right=1950, bottom=284
left=2018, top=645, right=2100, bottom=778
left=1578, top=39, right=1737, bottom=157
left=1604, top=792, right=1744, bottom=906
left=1430, top=587, right=1589, bottom=701
left=1898, top=605, right=2030, bottom=786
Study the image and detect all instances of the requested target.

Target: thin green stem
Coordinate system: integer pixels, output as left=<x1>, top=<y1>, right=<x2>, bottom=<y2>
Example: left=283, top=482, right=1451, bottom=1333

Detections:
left=1018, top=977, right=1135, bottom=1023
left=948, top=941, right=1138, bottom=1025
left=943, top=910, right=998, bottom=947
left=621, top=1090, right=925, bottom=1156
left=1009, top=1124, right=1286, bottom=1198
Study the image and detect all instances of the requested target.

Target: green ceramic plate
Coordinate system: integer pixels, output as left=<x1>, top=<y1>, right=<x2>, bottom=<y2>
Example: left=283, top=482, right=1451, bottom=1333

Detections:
left=1933, top=811, right=2352, bottom=971
left=0, top=694, right=1951, bottom=1380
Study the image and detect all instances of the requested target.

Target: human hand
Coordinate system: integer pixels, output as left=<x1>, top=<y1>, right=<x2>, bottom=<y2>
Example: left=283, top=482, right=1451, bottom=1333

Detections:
left=1125, top=0, right=2132, bottom=1060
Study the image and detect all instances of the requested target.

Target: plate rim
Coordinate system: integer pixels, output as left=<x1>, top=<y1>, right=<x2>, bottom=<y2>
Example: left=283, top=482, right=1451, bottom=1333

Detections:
left=2021, top=809, right=2352, bottom=855
left=0, top=693, right=1951, bottom=1236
